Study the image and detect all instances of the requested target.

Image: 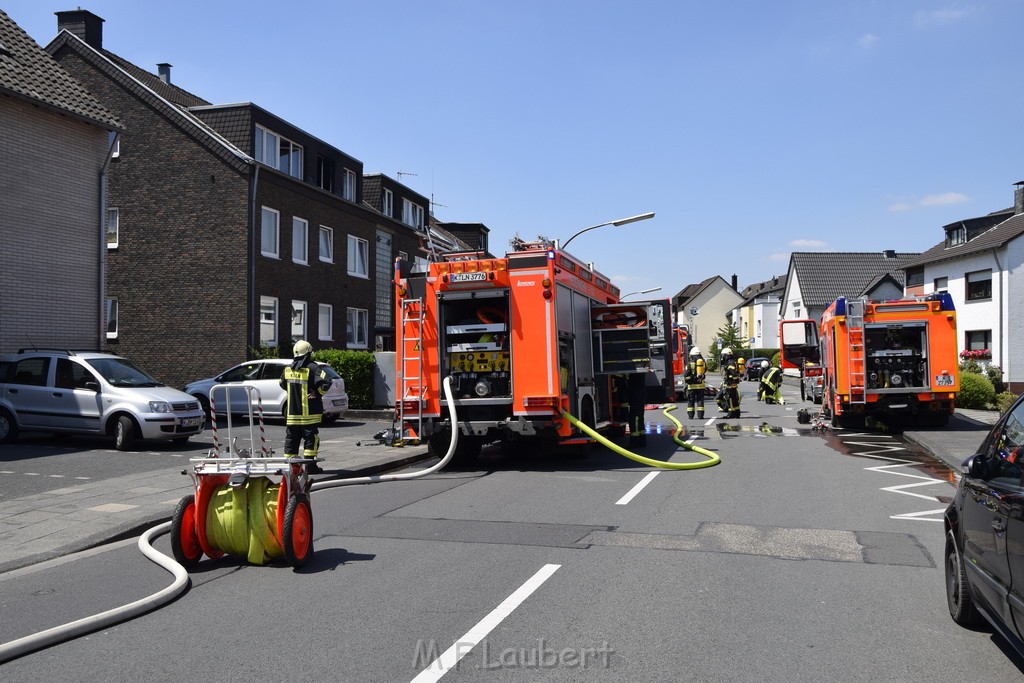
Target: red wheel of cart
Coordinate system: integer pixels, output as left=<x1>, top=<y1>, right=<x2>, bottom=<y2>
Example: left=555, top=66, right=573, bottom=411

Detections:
left=282, top=494, right=313, bottom=568
left=171, top=494, right=203, bottom=569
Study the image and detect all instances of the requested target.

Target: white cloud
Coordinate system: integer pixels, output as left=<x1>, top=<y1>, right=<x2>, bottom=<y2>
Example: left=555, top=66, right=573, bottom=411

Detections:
left=768, top=252, right=790, bottom=262
left=920, top=192, right=969, bottom=206
left=789, top=239, right=828, bottom=249
left=888, top=192, right=969, bottom=212
left=914, top=6, right=975, bottom=29
left=858, top=33, right=880, bottom=48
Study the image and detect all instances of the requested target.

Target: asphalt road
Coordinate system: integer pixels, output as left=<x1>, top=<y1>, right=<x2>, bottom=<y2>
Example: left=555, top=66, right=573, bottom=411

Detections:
left=2, top=387, right=1022, bottom=680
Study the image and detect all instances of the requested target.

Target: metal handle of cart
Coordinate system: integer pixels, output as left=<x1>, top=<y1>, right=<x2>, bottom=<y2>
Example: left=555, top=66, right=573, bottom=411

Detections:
left=207, top=383, right=271, bottom=458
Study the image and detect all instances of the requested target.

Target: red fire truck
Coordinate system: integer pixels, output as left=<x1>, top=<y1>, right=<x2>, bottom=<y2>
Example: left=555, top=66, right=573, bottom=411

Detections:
left=780, top=293, right=959, bottom=427
left=393, top=239, right=674, bottom=460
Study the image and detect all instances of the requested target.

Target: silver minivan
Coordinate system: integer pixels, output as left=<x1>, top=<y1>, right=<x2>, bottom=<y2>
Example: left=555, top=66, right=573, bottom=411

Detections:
left=0, top=349, right=205, bottom=449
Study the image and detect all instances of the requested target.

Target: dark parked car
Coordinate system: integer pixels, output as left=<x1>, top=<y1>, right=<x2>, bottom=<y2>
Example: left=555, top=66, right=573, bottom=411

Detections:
left=944, top=394, right=1024, bottom=657
left=744, top=357, right=770, bottom=381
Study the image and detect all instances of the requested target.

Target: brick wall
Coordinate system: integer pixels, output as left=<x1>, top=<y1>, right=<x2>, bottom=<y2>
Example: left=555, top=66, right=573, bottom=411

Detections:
left=53, top=49, right=251, bottom=389
left=0, top=94, right=107, bottom=352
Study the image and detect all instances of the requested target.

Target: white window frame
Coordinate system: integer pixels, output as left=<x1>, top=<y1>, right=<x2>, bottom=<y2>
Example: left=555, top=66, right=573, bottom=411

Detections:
left=383, top=189, right=393, bottom=217
left=318, top=304, right=333, bottom=341
left=106, top=207, right=119, bottom=249
left=109, top=131, right=120, bottom=159
left=319, top=225, right=334, bottom=263
left=105, top=298, right=118, bottom=339
left=291, top=300, right=307, bottom=342
left=255, top=124, right=303, bottom=179
left=402, top=198, right=424, bottom=229
left=260, top=296, right=278, bottom=347
left=261, top=206, right=280, bottom=258
left=347, top=307, right=369, bottom=348
left=292, top=216, right=308, bottom=265
left=347, top=234, right=369, bottom=278
left=343, top=169, right=356, bottom=201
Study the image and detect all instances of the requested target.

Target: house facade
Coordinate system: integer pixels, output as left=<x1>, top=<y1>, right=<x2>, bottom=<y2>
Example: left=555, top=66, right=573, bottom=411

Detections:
left=731, top=274, right=786, bottom=350
left=45, top=10, right=447, bottom=388
left=672, top=275, right=744, bottom=357
left=902, top=184, right=1024, bottom=393
left=0, top=9, right=121, bottom=352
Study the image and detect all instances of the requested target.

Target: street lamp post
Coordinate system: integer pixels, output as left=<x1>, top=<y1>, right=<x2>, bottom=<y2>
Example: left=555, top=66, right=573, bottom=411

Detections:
left=557, top=212, right=655, bottom=251
left=621, top=287, right=662, bottom=300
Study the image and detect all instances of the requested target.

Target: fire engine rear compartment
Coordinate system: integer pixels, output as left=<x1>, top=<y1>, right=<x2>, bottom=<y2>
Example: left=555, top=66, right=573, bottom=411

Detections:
left=863, top=322, right=929, bottom=391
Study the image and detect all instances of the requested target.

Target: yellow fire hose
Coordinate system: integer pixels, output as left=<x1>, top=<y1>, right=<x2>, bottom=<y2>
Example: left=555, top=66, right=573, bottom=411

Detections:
left=561, top=404, right=719, bottom=470
left=204, top=479, right=284, bottom=565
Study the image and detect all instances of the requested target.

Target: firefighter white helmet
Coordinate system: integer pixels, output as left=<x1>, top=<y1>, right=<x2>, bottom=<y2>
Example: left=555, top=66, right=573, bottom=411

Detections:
left=293, top=339, right=312, bottom=356
left=721, top=347, right=733, bottom=357
left=689, top=347, right=701, bottom=357
left=761, top=360, right=769, bottom=369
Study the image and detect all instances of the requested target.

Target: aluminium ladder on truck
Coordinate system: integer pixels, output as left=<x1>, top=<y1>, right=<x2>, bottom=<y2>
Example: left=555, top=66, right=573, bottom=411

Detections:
left=398, top=297, right=425, bottom=444
left=846, top=299, right=866, bottom=405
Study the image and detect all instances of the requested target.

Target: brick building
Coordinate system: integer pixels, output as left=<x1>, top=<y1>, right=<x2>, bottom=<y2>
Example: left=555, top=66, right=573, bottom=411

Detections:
left=45, top=10, right=443, bottom=388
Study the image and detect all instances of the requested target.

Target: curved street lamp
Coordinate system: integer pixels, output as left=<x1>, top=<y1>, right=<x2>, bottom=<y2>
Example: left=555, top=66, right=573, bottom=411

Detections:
left=621, top=287, right=662, bottom=299
left=558, top=212, right=655, bottom=251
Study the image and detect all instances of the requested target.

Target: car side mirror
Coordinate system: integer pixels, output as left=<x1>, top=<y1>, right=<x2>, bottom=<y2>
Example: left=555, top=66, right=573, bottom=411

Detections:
left=83, top=381, right=100, bottom=392
left=960, top=453, right=984, bottom=478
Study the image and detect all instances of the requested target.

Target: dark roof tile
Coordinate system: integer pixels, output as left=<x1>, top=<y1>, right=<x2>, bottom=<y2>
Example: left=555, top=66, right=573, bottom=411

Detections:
left=0, top=10, right=120, bottom=129
left=792, top=252, right=920, bottom=308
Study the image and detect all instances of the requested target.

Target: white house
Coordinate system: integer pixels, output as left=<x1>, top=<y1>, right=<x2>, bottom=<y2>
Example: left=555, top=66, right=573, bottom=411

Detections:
left=672, top=275, right=744, bottom=357
left=902, top=183, right=1024, bottom=393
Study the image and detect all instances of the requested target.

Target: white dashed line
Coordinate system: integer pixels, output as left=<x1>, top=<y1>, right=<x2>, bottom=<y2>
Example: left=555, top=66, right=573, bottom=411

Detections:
left=616, top=471, right=660, bottom=505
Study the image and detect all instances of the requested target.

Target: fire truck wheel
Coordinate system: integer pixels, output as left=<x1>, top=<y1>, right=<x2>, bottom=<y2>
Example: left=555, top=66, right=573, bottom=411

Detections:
left=283, top=495, right=313, bottom=568
left=170, top=494, right=203, bottom=569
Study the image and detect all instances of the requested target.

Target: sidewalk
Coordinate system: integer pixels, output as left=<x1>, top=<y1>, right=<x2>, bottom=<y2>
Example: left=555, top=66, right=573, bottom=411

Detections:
left=903, top=407, right=999, bottom=471
left=0, top=410, right=431, bottom=574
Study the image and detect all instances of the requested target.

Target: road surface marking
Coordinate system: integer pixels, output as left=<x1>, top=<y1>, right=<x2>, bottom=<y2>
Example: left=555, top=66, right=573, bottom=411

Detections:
left=616, top=472, right=659, bottom=505
left=410, top=563, right=561, bottom=682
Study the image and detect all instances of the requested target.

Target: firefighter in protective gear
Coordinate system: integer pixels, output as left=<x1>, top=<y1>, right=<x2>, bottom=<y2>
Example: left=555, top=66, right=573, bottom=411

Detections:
left=683, top=347, right=707, bottom=419
left=718, top=347, right=741, bottom=418
left=280, top=340, right=332, bottom=474
left=758, top=361, right=784, bottom=404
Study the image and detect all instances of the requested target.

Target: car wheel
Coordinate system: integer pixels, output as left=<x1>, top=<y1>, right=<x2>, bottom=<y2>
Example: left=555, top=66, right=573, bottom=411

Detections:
left=946, top=529, right=983, bottom=627
left=114, top=415, right=137, bottom=451
left=194, top=394, right=211, bottom=422
left=322, top=414, right=339, bottom=425
left=0, top=409, right=17, bottom=446
left=0, top=408, right=18, bottom=444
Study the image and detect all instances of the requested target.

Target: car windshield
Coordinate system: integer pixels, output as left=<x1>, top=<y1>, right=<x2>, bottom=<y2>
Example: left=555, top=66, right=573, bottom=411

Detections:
left=318, top=364, right=340, bottom=379
left=86, top=357, right=164, bottom=387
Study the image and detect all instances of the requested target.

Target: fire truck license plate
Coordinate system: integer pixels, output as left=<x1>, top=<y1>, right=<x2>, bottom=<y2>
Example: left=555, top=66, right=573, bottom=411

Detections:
left=935, top=374, right=955, bottom=386
left=451, top=272, right=487, bottom=282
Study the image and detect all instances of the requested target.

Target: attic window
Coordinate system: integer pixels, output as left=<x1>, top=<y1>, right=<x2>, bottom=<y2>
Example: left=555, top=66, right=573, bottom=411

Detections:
left=947, top=225, right=966, bottom=247
left=0, top=40, right=11, bottom=58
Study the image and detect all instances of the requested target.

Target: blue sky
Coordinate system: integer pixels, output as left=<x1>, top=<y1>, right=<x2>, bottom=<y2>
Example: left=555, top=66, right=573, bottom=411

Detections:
left=7, top=1, right=1024, bottom=297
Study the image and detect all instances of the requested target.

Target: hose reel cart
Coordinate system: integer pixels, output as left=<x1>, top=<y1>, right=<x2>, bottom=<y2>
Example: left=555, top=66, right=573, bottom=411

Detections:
left=170, top=384, right=316, bottom=569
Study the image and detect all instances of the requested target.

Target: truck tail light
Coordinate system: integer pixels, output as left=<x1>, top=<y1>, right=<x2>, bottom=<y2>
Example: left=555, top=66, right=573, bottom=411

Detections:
left=524, top=396, right=558, bottom=408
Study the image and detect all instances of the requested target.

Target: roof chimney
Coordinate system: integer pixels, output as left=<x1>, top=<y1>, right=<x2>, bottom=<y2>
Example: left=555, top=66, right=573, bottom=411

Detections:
left=55, top=10, right=104, bottom=51
left=731, top=274, right=738, bottom=291
left=157, top=63, right=172, bottom=84
left=882, top=249, right=897, bottom=258
left=1014, top=181, right=1024, bottom=215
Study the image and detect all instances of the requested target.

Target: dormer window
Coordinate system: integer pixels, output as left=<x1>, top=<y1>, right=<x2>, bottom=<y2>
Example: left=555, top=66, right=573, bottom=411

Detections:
left=947, top=225, right=966, bottom=246
left=403, top=199, right=424, bottom=229
left=255, top=125, right=303, bottom=180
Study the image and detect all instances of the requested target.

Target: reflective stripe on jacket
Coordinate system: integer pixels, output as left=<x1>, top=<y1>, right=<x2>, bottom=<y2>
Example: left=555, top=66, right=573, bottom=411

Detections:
left=280, top=359, right=330, bottom=426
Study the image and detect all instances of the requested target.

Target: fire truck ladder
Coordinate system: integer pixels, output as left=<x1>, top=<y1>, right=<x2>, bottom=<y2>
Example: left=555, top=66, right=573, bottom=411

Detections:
left=399, top=297, right=425, bottom=444
left=847, top=299, right=866, bottom=405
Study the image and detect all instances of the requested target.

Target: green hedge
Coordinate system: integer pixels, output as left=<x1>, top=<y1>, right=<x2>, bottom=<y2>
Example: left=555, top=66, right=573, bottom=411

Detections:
left=956, top=372, right=995, bottom=410
left=313, top=349, right=376, bottom=409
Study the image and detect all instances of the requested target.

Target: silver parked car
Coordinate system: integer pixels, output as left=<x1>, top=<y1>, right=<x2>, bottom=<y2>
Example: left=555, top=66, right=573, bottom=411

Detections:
left=0, top=349, right=205, bottom=449
left=184, top=359, right=349, bottom=423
